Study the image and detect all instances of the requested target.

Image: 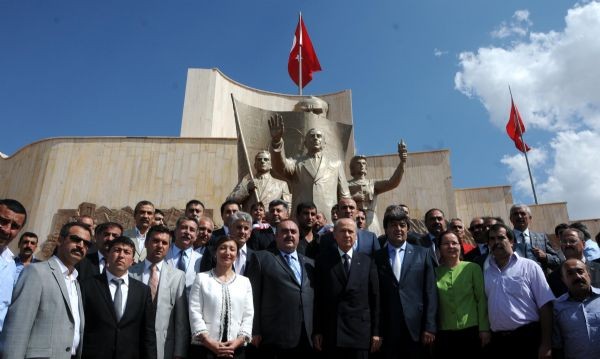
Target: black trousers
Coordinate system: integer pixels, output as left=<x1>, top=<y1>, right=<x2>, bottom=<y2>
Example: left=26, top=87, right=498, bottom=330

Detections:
left=489, top=322, right=540, bottom=359
left=434, top=326, right=481, bottom=359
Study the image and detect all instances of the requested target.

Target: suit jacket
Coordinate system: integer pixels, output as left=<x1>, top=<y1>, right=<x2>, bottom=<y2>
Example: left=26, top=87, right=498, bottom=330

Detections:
left=377, top=231, right=422, bottom=248
left=374, top=243, right=437, bottom=343
left=129, top=262, right=189, bottom=359
left=313, top=248, right=380, bottom=350
left=513, top=229, right=562, bottom=271
left=0, top=257, right=85, bottom=359
left=248, top=227, right=276, bottom=251
left=124, top=227, right=147, bottom=263
left=270, top=140, right=351, bottom=218
left=464, top=244, right=486, bottom=263
left=80, top=273, right=157, bottom=359
left=199, top=245, right=259, bottom=279
left=76, top=252, right=101, bottom=282
left=247, top=248, right=314, bottom=349
left=318, top=229, right=381, bottom=257
left=164, top=245, right=203, bottom=293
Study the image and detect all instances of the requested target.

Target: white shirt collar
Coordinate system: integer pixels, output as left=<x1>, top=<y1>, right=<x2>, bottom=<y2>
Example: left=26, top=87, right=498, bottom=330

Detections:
left=106, top=269, right=129, bottom=285
left=337, top=246, right=354, bottom=259
left=144, top=259, right=163, bottom=272
left=53, top=255, right=79, bottom=279
left=1, top=247, right=14, bottom=261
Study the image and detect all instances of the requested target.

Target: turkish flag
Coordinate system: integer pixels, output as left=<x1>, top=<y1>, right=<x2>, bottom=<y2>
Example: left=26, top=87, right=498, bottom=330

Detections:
left=288, top=15, right=321, bottom=88
left=506, top=99, right=531, bottom=153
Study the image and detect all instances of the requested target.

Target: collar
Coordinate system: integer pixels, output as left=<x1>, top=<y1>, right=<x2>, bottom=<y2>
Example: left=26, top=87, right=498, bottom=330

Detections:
left=52, top=255, right=79, bottom=279
left=490, top=251, right=520, bottom=269
left=279, top=250, right=298, bottom=261
left=134, top=226, right=148, bottom=237
left=144, top=259, right=163, bottom=272
left=98, top=252, right=105, bottom=262
left=1, top=247, right=14, bottom=261
left=173, top=244, right=192, bottom=256
left=513, top=228, right=530, bottom=237
left=387, top=240, right=407, bottom=255
left=239, top=243, right=247, bottom=255
left=106, top=269, right=129, bottom=285
left=255, top=173, right=271, bottom=180
left=337, top=247, right=353, bottom=259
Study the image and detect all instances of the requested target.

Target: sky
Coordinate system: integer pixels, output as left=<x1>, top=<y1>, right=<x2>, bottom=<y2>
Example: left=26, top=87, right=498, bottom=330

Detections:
left=1, top=0, right=598, bottom=220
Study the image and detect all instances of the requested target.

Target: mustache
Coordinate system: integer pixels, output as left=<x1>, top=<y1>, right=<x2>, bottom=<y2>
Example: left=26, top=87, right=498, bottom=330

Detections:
left=70, top=248, right=84, bottom=256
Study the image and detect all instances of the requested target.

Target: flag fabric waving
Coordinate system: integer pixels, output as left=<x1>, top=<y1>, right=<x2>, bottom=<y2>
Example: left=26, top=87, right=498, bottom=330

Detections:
left=288, top=14, right=321, bottom=88
left=506, top=99, right=531, bottom=153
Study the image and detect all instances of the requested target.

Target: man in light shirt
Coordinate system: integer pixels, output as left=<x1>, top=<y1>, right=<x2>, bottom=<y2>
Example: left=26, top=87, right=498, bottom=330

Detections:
left=0, top=199, right=27, bottom=333
left=124, top=200, right=156, bottom=263
left=484, top=223, right=554, bottom=359
left=0, top=221, right=90, bottom=358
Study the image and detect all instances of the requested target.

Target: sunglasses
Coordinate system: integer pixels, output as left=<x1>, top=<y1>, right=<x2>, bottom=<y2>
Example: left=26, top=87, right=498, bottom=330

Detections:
left=68, top=234, right=91, bottom=248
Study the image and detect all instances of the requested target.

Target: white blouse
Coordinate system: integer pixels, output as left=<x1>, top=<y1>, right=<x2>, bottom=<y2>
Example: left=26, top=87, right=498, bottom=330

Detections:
left=189, top=270, right=254, bottom=344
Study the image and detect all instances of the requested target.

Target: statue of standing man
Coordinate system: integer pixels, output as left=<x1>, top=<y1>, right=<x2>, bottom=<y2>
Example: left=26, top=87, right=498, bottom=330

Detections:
left=268, top=114, right=351, bottom=216
left=348, top=141, right=408, bottom=235
left=227, top=150, right=291, bottom=211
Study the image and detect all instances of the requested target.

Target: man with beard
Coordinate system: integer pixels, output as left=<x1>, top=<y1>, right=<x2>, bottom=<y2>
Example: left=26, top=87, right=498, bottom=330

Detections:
left=484, top=223, right=554, bottom=359
left=130, top=225, right=189, bottom=359
left=165, top=217, right=202, bottom=293
left=80, top=236, right=157, bottom=359
left=227, top=151, right=291, bottom=212
left=14, top=232, right=40, bottom=279
left=295, top=202, right=318, bottom=257
left=418, top=208, right=447, bottom=252
left=124, top=200, right=156, bottom=263
left=547, top=227, right=600, bottom=297
left=552, top=259, right=600, bottom=359
left=0, top=198, right=27, bottom=333
left=1, top=222, right=90, bottom=358
left=76, top=222, right=123, bottom=281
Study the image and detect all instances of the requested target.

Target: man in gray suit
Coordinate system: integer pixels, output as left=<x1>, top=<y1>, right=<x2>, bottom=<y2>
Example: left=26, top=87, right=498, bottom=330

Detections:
left=165, top=217, right=203, bottom=293
left=0, top=222, right=92, bottom=359
left=130, top=225, right=189, bottom=359
left=510, top=204, right=561, bottom=271
left=124, top=200, right=156, bottom=263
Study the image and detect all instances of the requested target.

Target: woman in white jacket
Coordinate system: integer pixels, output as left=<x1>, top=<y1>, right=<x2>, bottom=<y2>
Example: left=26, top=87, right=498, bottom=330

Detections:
left=189, top=234, right=254, bottom=358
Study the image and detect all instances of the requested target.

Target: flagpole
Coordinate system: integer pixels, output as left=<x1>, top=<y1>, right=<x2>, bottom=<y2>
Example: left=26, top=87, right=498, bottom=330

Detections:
left=298, top=12, right=303, bottom=95
left=509, top=85, right=538, bottom=205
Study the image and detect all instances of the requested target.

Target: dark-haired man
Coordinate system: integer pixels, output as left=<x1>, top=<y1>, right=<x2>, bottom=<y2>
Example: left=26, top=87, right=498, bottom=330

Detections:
left=165, top=217, right=203, bottom=293
left=76, top=221, right=123, bottom=281
left=184, top=200, right=205, bottom=221
left=210, top=200, right=240, bottom=244
left=248, top=199, right=289, bottom=251
left=124, top=200, right=156, bottom=263
left=1, top=222, right=90, bottom=358
left=130, top=226, right=189, bottom=359
left=14, top=232, right=39, bottom=279
left=0, top=198, right=27, bottom=333
left=81, top=236, right=157, bottom=359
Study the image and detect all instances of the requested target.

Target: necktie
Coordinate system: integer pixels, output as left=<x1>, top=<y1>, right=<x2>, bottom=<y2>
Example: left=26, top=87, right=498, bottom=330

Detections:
left=177, top=250, right=187, bottom=271
left=112, top=278, right=124, bottom=321
left=284, top=254, right=302, bottom=284
left=392, top=248, right=402, bottom=281
left=149, top=263, right=159, bottom=302
left=342, top=253, right=350, bottom=275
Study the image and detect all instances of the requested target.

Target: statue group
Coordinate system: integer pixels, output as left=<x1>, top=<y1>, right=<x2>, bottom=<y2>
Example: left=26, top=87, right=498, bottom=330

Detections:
left=230, top=96, right=407, bottom=235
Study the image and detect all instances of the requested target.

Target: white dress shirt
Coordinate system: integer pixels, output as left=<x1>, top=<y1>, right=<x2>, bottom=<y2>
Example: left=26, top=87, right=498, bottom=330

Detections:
left=235, top=244, right=248, bottom=275
left=142, top=259, right=163, bottom=285
left=337, top=247, right=354, bottom=267
left=97, top=252, right=106, bottom=273
left=53, top=255, right=81, bottom=355
left=106, top=270, right=130, bottom=315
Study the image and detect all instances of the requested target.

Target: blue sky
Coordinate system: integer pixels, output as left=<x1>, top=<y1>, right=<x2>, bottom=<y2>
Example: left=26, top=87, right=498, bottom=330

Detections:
left=2, top=0, right=598, bottom=219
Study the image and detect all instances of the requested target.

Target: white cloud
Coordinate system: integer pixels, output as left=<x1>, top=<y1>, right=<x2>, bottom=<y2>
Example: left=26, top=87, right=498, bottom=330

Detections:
left=491, top=9, right=532, bottom=38
left=455, top=1, right=600, bottom=219
left=433, top=48, right=448, bottom=57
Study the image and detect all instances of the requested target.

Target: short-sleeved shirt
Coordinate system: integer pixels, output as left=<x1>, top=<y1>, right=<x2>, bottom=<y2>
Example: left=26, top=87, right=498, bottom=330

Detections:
left=484, top=252, right=555, bottom=331
left=553, top=287, right=600, bottom=359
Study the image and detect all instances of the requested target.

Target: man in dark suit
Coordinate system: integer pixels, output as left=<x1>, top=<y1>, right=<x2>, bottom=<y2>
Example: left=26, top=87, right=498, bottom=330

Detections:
left=208, top=200, right=240, bottom=246
left=76, top=222, right=123, bottom=281
left=247, top=199, right=289, bottom=250
left=318, top=198, right=380, bottom=257
left=464, top=216, right=503, bottom=267
left=509, top=204, right=561, bottom=271
left=81, top=236, right=157, bottom=359
left=418, top=208, right=447, bottom=250
left=374, top=208, right=437, bottom=359
left=548, top=226, right=600, bottom=297
left=313, top=218, right=381, bottom=359
left=249, top=219, right=315, bottom=359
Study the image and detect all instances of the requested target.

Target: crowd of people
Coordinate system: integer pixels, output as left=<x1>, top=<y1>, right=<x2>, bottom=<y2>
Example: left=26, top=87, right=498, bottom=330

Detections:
left=1, top=196, right=599, bottom=359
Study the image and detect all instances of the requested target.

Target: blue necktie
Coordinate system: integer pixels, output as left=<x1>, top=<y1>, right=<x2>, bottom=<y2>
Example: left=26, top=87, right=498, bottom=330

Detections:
left=177, top=250, right=187, bottom=271
left=284, top=254, right=302, bottom=284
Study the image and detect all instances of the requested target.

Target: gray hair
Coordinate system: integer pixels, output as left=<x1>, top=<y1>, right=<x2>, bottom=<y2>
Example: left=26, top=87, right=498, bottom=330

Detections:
left=227, top=211, right=253, bottom=227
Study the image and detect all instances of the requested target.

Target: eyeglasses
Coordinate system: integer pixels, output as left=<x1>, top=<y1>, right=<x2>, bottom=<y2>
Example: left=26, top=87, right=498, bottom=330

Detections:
left=68, top=235, right=91, bottom=248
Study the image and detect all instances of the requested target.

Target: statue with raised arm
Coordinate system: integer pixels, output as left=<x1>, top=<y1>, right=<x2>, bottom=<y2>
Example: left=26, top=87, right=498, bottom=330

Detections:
left=268, top=114, right=351, bottom=216
left=348, top=141, right=408, bottom=235
left=227, top=150, right=291, bottom=211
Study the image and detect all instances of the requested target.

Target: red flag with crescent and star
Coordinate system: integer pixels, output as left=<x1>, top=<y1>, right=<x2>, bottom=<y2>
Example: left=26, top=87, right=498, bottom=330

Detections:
left=288, top=14, right=321, bottom=88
